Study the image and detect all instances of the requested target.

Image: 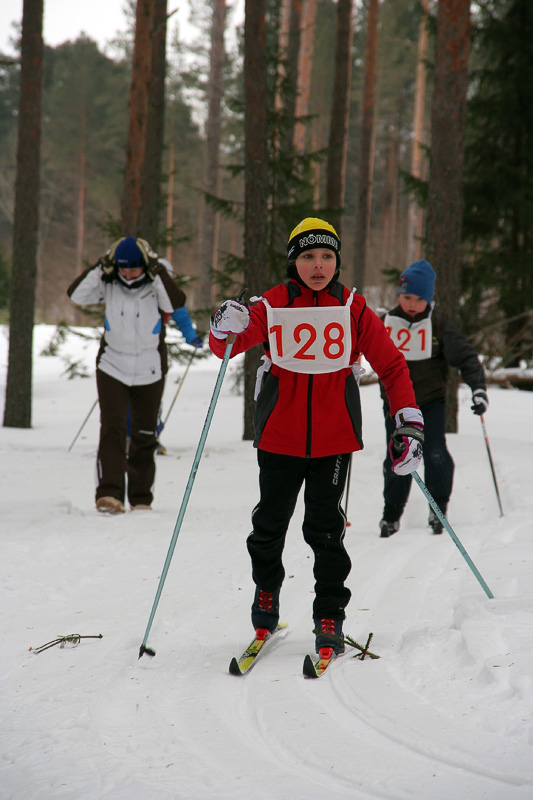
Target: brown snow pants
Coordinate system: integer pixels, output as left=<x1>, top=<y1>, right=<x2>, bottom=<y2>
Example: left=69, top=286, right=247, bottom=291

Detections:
left=95, top=369, right=164, bottom=507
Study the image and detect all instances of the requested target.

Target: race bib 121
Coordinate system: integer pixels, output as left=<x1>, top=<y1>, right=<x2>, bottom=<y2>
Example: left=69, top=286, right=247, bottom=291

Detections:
left=384, top=314, right=433, bottom=360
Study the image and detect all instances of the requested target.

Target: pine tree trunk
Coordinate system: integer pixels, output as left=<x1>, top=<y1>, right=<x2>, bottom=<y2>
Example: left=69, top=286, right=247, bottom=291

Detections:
left=243, top=0, right=269, bottom=441
left=382, top=127, right=398, bottom=268
left=165, top=122, right=175, bottom=262
left=197, top=0, right=227, bottom=324
left=325, top=0, right=354, bottom=236
left=139, top=0, right=167, bottom=244
left=76, top=103, right=87, bottom=275
left=293, top=0, right=318, bottom=153
left=280, top=0, right=303, bottom=154
left=121, top=0, right=153, bottom=235
left=352, top=0, right=380, bottom=292
left=3, top=0, right=44, bottom=429
left=407, top=0, right=429, bottom=264
left=425, top=0, right=471, bottom=432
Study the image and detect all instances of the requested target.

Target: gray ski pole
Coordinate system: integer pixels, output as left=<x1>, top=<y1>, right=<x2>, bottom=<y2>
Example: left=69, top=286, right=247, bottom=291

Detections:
left=412, top=471, right=494, bottom=599
left=139, top=335, right=236, bottom=658
left=480, top=414, right=504, bottom=517
left=67, top=398, right=98, bottom=452
left=162, top=347, right=196, bottom=428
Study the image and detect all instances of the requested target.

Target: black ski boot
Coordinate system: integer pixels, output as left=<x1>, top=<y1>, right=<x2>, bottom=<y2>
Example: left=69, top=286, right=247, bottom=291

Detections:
left=428, top=499, right=448, bottom=534
left=251, top=586, right=280, bottom=633
left=313, top=618, right=345, bottom=654
left=379, top=503, right=403, bottom=538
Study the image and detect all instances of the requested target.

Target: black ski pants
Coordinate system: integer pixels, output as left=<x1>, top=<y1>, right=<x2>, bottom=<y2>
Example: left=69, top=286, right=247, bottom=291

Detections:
left=247, top=450, right=352, bottom=620
left=96, top=369, right=164, bottom=507
left=383, top=397, right=454, bottom=514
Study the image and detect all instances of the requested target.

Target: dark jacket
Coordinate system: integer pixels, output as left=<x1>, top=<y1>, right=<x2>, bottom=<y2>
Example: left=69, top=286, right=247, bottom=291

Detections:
left=380, top=304, right=486, bottom=406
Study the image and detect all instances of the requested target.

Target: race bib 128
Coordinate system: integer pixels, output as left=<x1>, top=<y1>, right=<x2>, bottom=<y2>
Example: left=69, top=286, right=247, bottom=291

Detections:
left=266, top=306, right=352, bottom=374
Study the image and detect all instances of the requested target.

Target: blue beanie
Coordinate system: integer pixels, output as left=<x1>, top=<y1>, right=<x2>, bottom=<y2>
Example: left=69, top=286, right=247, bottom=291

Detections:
left=114, top=237, right=145, bottom=269
left=397, top=259, right=436, bottom=303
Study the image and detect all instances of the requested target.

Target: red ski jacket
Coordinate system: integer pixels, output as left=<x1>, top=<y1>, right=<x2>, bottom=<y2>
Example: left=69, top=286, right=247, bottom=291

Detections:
left=209, top=280, right=417, bottom=459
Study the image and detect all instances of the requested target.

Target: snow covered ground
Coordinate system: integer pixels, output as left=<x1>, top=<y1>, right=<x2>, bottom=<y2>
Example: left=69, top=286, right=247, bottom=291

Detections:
left=1, top=324, right=532, bottom=800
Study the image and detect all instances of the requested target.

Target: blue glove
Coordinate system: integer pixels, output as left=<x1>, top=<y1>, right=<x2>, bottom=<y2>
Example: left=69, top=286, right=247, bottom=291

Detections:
left=171, top=306, right=199, bottom=344
left=189, top=336, right=203, bottom=348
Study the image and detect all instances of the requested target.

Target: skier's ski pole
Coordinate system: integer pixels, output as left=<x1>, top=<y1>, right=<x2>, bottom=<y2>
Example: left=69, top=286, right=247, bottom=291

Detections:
left=67, top=399, right=98, bottom=452
left=412, top=471, right=494, bottom=599
left=138, top=335, right=237, bottom=659
left=480, top=414, right=504, bottom=517
left=162, top=347, right=196, bottom=427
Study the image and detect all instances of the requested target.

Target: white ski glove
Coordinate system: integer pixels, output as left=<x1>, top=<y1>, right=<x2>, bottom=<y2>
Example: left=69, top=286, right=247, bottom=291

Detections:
left=471, top=388, right=489, bottom=416
left=210, top=299, right=250, bottom=340
left=389, top=407, right=424, bottom=476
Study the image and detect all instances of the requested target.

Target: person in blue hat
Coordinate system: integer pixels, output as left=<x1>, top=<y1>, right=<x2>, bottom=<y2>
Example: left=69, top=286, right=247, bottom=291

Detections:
left=379, top=258, right=488, bottom=537
left=67, top=237, right=187, bottom=513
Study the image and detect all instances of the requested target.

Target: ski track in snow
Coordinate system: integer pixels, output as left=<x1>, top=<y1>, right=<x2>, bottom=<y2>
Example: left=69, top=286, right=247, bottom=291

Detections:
left=1, top=325, right=532, bottom=800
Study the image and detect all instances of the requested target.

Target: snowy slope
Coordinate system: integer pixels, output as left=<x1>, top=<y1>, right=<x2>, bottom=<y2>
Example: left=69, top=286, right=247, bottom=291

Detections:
left=1, top=324, right=532, bottom=800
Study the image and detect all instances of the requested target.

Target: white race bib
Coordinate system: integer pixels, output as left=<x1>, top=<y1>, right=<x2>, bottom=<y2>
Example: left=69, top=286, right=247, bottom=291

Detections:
left=266, top=305, right=352, bottom=374
left=384, top=314, right=432, bottom=360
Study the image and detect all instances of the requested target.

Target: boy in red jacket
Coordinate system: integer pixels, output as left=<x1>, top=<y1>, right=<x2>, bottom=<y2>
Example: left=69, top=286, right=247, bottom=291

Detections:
left=209, top=218, right=422, bottom=655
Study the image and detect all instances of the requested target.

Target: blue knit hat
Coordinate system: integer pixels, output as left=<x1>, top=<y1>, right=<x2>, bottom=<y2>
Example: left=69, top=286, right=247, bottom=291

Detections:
left=114, top=237, right=145, bottom=269
left=397, top=259, right=436, bottom=303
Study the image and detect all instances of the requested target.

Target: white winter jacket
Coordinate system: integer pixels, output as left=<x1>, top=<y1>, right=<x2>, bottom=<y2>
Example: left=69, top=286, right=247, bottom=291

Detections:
left=68, top=265, right=184, bottom=386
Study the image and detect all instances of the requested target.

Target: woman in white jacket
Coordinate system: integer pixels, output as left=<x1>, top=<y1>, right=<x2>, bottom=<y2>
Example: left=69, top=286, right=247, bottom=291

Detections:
left=68, top=237, right=186, bottom=513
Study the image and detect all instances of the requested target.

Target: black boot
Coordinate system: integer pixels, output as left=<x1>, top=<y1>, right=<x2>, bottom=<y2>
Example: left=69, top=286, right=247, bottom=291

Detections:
left=313, top=617, right=345, bottom=654
left=428, top=498, right=448, bottom=534
left=251, top=586, right=280, bottom=633
left=379, top=503, right=403, bottom=538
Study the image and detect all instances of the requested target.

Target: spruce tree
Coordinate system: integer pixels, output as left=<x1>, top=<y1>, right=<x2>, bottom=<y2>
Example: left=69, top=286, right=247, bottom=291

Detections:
left=462, top=0, right=533, bottom=366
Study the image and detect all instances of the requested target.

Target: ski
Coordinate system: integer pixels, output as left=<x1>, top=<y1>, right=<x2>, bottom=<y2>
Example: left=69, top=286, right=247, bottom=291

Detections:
left=303, top=647, right=336, bottom=679
left=304, top=632, right=380, bottom=678
left=229, top=622, right=288, bottom=676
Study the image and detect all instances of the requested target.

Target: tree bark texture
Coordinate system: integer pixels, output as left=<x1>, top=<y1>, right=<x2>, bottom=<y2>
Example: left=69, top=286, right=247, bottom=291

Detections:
left=425, top=0, right=471, bottom=432
left=407, top=0, right=429, bottom=264
left=293, top=0, right=318, bottom=154
left=3, top=0, right=44, bottom=429
left=352, top=0, right=380, bottom=292
left=197, top=0, right=227, bottom=321
left=121, top=0, right=154, bottom=236
left=280, top=0, right=304, bottom=154
left=326, top=0, right=354, bottom=237
left=243, top=0, right=269, bottom=441
left=138, top=0, right=168, bottom=244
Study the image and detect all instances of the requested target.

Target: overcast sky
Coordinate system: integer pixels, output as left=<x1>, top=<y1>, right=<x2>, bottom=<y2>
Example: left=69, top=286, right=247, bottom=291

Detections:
left=0, top=1, right=244, bottom=57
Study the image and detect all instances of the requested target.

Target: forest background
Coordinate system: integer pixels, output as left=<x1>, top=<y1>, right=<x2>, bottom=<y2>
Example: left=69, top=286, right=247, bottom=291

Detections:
left=1, top=0, right=532, bottom=432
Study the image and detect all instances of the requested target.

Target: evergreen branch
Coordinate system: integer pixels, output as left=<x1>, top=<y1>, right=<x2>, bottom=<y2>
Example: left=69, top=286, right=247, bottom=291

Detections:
left=30, top=634, right=103, bottom=654
left=312, top=629, right=380, bottom=660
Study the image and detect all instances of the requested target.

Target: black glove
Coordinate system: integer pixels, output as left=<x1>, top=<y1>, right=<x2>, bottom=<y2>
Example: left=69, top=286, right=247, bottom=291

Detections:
left=145, top=258, right=165, bottom=281
left=98, top=238, right=127, bottom=283
left=135, top=238, right=163, bottom=281
left=100, top=252, right=116, bottom=283
left=471, top=388, right=489, bottom=416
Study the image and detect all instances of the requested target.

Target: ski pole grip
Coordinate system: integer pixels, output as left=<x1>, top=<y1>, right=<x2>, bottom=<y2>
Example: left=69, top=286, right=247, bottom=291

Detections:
left=225, top=288, right=248, bottom=343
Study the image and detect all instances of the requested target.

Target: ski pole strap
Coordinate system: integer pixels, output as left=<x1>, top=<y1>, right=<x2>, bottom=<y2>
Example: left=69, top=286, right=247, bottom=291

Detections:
left=412, top=471, right=494, bottom=599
